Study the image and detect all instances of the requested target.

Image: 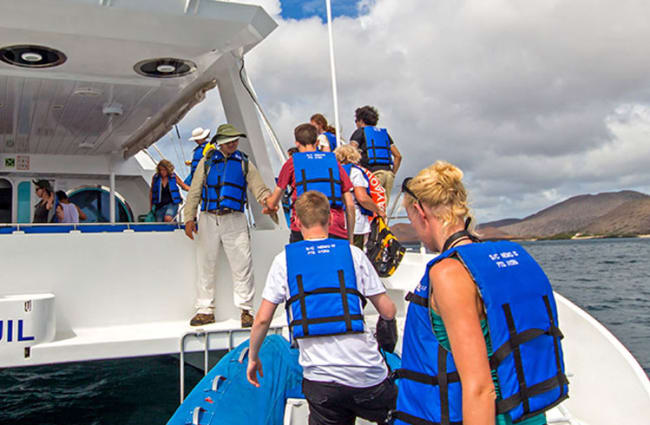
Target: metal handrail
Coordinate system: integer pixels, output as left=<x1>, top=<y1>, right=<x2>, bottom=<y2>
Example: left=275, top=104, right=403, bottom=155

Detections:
left=0, top=221, right=185, bottom=233
left=178, top=326, right=284, bottom=403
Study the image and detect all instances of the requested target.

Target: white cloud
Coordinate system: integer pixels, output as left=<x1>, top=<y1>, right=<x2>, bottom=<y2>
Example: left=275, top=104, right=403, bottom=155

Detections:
left=172, top=0, right=650, bottom=222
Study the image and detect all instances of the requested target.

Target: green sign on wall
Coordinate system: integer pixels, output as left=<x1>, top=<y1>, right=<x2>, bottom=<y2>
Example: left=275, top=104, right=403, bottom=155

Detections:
left=4, top=157, right=15, bottom=167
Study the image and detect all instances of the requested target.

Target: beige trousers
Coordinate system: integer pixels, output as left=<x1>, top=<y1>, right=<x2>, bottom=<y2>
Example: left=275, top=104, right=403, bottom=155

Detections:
left=195, top=212, right=254, bottom=314
left=372, top=169, right=395, bottom=208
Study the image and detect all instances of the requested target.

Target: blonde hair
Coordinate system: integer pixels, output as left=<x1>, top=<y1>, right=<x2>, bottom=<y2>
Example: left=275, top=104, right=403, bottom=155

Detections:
left=157, top=159, right=175, bottom=175
left=334, top=144, right=361, bottom=165
left=404, top=161, right=472, bottom=228
left=295, top=191, right=330, bottom=228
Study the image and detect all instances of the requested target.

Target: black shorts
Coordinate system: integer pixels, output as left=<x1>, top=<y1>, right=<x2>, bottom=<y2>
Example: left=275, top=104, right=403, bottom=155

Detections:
left=302, top=377, right=397, bottom=425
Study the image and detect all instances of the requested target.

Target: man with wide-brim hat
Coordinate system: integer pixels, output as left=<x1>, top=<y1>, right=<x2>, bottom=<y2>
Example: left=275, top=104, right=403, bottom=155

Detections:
left=184, top=127, right=214, bottom=186
left=184, top=123, right=274, bottom=327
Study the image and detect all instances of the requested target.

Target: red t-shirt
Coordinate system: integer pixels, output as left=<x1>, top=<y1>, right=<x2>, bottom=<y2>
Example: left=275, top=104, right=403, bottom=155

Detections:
left=277, top=156, right=353, bottom=238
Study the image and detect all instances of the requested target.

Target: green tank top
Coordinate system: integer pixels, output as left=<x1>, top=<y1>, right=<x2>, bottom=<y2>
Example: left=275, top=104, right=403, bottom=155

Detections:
left=430, top=309, right=546, bottom=425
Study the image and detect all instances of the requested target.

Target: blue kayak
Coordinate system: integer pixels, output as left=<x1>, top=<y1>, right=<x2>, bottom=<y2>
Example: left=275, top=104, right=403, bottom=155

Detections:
left=168, top=335, right=401, bottom=425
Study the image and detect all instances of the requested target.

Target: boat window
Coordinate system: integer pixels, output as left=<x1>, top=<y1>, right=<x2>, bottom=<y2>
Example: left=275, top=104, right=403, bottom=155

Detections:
left=0, top=178, right=11, bottom=223
left=17, top=181, right=31, bottom=223
left=68, top=187, right=134, bottom=223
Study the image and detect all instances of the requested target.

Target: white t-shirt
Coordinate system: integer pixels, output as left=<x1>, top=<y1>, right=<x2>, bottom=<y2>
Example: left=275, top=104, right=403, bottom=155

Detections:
left=59, top=203, right=79, bottom=223
left=316, top=133, right=331, bottom=151
left=349, top=166, right=372, bottom=235
left=263, top=241, right=388, bottom=387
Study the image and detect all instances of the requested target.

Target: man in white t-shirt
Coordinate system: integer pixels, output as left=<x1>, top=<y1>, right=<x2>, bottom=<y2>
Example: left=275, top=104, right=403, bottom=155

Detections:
left=247, top=190, right=397, bottom=425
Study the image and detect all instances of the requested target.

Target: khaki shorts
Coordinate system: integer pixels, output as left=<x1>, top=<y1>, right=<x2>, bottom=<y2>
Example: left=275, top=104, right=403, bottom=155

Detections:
left=372, top=169, right=395, bottom=207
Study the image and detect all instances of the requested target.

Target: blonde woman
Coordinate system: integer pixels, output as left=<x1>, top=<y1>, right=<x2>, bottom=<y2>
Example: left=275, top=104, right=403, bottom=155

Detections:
left=334, top=145, right=386, bottom=250
left=150, top=159, right=190, bottom=222
left=392, top=161, right=566, bottom=425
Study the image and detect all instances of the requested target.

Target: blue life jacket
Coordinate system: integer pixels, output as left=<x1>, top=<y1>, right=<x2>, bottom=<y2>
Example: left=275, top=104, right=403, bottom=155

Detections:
left=363, top=127, right=392, bottom=167
left=292, top=152, right=344, bottom=209
left=152, top=173, right=181, bottom=206
left=393, top=241, right=568, bottom=425
left=185, top=142, right=208, bottom=185
left=201, top=150, right=248, bottom=212
left=285, top=239, right=366, bottom=339
left=322, top=132, right=337, bottom=151
left=342, top=163, right=373, bottom=216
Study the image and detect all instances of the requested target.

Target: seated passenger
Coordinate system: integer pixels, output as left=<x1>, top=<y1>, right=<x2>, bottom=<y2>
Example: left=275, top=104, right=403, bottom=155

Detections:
left=150, top=159, right=190, bottom=222
left=55, top=191, right=86, bottom=223
left=310, top=113, right=339, bottom=152
left=334, top=144, right=386, bottom=250
left=264, top=123, right=355, bottom=244
left=32, top=180, right=56, bottom=223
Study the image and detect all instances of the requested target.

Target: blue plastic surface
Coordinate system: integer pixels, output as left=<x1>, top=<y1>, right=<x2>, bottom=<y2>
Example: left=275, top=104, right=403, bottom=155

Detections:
left=168, top=336, right=403, bottom=425
left=168, top=335, right=304, bottom=425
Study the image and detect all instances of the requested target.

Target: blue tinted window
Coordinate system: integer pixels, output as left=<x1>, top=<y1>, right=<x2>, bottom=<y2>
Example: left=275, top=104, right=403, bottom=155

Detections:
left=17, top=181, right=31, bottom=223
left=69, top=188, right=133, bottom=223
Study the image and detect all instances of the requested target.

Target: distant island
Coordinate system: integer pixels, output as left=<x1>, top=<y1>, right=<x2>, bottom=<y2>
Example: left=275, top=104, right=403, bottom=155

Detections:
left=392, top=190, right=650, bottom=243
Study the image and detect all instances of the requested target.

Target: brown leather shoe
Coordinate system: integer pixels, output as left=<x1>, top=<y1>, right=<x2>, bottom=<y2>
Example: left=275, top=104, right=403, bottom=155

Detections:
left=240, top=310, right=254, bottom=328
left=190, top=313, right=215, bottom=327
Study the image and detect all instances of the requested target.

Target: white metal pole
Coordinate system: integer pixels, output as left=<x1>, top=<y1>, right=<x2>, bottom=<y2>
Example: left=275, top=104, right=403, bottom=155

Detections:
left=325, top=0, right=342, bottom=142
left=109, top=171, right=116, bottom=223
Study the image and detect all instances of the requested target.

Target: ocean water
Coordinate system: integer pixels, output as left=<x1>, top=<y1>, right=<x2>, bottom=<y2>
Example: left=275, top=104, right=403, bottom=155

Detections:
left=0, top=238, right=648, bottom=424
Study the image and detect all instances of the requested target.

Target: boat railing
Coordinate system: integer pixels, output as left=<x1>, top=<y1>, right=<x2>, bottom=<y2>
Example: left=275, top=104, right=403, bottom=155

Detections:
left=179, top=326, right=285, bottom=403
left=0, top=222, right=185, bottom=234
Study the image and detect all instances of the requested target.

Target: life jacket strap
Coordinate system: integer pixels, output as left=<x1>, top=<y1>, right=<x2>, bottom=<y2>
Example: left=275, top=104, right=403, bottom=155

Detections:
left=496, top=372, right=569, bottom=414
left=288, top=270, right=364, bottom=338
left=489, top=325, right=563, bottom=369
left=289, top=314, right=364, bottom=328
left=295, top=168, right=343, bottom=205
left=286, top=286, right=367, bottom=308
left=391, top=368, right=460, bottom=387
left=387, top=410, right=462, bottom=425
left=405, top=291, right=428, bottom=308
left=495, top=295, right=568, bottom=417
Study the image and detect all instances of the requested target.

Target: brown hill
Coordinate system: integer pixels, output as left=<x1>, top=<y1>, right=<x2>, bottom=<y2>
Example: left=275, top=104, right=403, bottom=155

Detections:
left=477, top=218, right=521, bottom=229
left=391, top=191, right=650, bottom=242
left=499, top=190, right=649, bottom=238
left=391, top=222, right=514, bottom=243
left=391, top=222, right=418, bottom=244
left=581, top=198, right=650, bottom=235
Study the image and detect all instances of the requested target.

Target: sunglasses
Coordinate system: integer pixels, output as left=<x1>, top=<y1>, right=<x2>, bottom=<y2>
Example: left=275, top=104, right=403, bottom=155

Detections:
left=401, top=177, right=420, bottom=204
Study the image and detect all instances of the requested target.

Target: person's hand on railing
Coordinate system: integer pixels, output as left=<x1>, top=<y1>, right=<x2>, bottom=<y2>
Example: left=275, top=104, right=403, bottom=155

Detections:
left=184, top=220, right=197, bottom=240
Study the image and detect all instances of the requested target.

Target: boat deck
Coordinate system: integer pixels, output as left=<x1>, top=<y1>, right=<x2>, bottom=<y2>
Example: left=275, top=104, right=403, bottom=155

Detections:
left=22, top=317, right=288, bottom=367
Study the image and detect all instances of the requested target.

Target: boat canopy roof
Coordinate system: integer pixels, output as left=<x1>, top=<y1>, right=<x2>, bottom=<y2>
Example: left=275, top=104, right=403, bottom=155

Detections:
left=0, top=0, right=277, bottom=159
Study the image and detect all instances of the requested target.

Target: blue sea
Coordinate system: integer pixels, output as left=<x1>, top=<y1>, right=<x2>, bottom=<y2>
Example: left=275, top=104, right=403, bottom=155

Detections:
left=1, top=238, right=648, bottom=424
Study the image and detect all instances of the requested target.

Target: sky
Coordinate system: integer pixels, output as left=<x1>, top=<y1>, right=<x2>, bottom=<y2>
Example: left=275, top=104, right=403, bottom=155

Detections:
left=159, top=0, right=650, bottom=223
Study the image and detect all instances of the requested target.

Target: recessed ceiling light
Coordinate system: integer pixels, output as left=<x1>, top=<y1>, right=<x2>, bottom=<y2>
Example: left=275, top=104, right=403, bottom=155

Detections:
left=21, top=52, right=43, bottom=62
left=156, top=64, right=176, bottom=73
left=73, top=87, right=103, bottom=97
left=0, top=45, right=66, bottom=68
left=134, top=58, right=196, bottom=78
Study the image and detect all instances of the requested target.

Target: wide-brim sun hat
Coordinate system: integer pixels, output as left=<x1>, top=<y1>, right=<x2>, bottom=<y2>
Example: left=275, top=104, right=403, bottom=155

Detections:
left=189, top=127, right=210, bottom=141
left=215, top=123, right=246, bottom=146
left=32, top=179, right=53, bottom=192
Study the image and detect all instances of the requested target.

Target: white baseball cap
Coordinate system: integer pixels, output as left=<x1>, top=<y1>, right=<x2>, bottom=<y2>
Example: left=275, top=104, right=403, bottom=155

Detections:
left=189, top=127, right=210, bottom=141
